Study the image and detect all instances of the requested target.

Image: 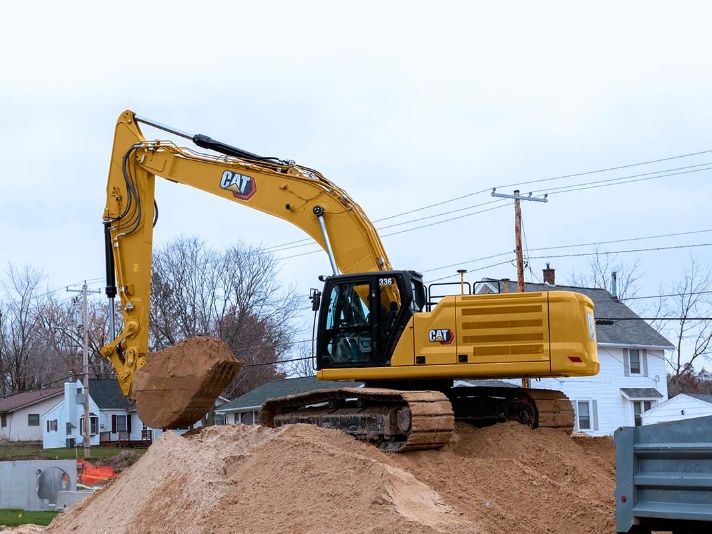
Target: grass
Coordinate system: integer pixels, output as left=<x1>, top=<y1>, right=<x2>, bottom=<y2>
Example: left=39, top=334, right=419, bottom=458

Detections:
left=0, top=446, right=146, bottom=461
left=0, top=509, right=60, bottom=527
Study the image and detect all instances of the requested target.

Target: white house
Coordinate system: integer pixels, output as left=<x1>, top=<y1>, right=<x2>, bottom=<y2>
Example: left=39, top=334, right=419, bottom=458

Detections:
left=0, top=387, right=64, bottom=442
left=641, top=394, right=712, bottom=425
left=42, top=378, right=148, bottom=449
left=476, top=268, right=674, bottom=436
left=44, top=377, right=233, bottom=447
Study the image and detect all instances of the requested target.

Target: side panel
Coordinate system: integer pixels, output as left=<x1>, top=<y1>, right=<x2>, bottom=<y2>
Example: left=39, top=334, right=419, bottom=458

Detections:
left=456, top=292, right=550, bottom=365
left=412, top=299, right=458, bottom=365
left=615, top=416, right=712, bottom=533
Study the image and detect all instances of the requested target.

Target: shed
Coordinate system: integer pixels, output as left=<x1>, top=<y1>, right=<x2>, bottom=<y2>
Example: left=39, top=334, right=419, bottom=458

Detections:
left=640, top=394, right=712, bottom=425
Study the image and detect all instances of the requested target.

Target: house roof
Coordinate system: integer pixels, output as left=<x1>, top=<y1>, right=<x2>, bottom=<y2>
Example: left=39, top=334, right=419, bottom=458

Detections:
left=481, top=279, right=674, bottom=349
left=218, top=376, right=363, bottom=412
left=87, top=379, right=135, bottom=410
left=687, top=394, right=712, bottom=405
left=0, top=387, right=64, bottom=414
left=620, top=387, right=664, bottom=399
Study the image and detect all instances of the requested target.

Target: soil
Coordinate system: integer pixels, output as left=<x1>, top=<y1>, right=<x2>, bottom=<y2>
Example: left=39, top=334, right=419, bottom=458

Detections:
left=133, top=337, right=241, bottom=429
left=3, top=420, right=618, bottom=534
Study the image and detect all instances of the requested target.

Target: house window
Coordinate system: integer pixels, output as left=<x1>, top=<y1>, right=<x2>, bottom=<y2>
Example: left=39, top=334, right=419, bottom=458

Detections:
left=79, top=415, right=99, bottom=435
left=625, top=349, right=648, bottom=376
left=214, top=414, right=226, bottom=425
left=629, top=350, right=641, bottom=374
left=1, top=414, right=6, bottom=428
left=633, top=400, right=654, bottom=427
left=28, top=414, right=40, bottom=426
left=577, top=401, right=591, bottom=430
left=241, top=412, right=255, bottom=425
left=111, top=414, right=132, bottom=434
left=116, top=415, right=127, bottom=432
left=46, top=419, right=58, bottom=432
left=575, top=400, right=598, bottom=431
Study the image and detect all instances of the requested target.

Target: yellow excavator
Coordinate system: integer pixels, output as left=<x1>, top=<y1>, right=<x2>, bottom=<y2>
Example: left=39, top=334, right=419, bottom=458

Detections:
left=101, top=110, right=599, bottom=451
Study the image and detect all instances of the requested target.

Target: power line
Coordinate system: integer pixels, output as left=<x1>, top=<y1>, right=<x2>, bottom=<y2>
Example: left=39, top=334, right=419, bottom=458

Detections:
left=377, top=199, right=505, bottom=231
left=264, top=148, right=712, bottom=253
left=624, top=290, right=712, bottom=301
left=526, top=229, right=712, bottom=254
left=527, top=242, right=712, bottom=261
left=379, top=203, right=509, bottom=238
left=424, top=243, right=712, bottom=283
left=499, top=148, right=712, bottom=190
left=242, top=354, right=313, bottom=368
left=598, top=317, right=712, bottom=322
left=535, top=163, right=712, bottom=196
left=274, top=202, right=512, bottom=261
left=272, top=164, right=712, bottom=259
left=422, top=229, right=712, bottom=277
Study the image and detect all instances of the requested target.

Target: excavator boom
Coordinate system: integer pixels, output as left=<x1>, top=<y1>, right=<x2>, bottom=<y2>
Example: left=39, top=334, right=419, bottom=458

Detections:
left=101, top=110, right=392, bottom=429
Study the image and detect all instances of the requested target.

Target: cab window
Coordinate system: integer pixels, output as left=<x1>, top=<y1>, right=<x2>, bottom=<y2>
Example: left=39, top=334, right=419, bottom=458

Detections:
left=323, top=281, right=372, bottom=364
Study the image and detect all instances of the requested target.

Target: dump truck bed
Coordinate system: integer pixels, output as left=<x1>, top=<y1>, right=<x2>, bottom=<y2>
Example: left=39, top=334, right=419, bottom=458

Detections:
left=615, top=415, right=712, bottom=533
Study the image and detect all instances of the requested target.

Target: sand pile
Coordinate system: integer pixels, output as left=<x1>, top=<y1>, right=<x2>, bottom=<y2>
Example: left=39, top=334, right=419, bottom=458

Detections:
left=32, top=421, right=614, bottom=534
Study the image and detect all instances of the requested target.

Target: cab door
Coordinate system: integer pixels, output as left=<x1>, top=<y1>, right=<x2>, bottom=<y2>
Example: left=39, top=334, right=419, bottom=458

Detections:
left=317, top=278, right=375, bottom=368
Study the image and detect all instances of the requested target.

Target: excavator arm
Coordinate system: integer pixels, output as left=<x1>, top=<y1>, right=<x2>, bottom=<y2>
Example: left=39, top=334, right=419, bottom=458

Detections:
left=101, top=110, right=391, bottom=427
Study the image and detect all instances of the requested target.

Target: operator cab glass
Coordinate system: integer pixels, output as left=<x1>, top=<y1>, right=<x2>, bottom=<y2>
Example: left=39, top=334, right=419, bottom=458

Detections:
left=317, top=271, right=421, bottom=369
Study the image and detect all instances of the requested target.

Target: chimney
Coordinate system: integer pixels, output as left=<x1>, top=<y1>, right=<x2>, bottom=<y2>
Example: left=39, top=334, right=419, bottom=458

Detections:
left=611, top=271, right=618, bottom=299
left=542, top=263, right=555, bottom=285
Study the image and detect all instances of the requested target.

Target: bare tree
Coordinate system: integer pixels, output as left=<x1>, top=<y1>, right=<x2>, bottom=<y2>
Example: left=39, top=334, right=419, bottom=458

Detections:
left=0, top=263, right=54, bottom=393
left=84, top=298, right=121, bottom=378
left=651, top=256, right=712, bottom=379
left=150, top=236, right=223, bottom=348
left=33, top=297, right=83, bottom=384
left=569, top=246, right=642, bottom=300
left=148, top=237, right=304, bottom=398
left=281, top=342, right=316, bottom=378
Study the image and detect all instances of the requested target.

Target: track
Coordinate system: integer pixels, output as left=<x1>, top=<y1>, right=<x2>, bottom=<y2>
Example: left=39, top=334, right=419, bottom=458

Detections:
left=259, top=388, right=455, bottom=452
left=447, top=386, right=575, bottom=433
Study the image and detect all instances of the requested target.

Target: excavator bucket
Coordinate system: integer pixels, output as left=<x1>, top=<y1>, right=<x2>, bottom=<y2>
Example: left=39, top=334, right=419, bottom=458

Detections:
left=132, top=337, right=242, bottom=429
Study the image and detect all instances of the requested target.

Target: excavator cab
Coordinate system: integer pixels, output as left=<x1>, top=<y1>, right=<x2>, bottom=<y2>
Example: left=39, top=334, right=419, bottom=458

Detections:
left=316, top=271, right=425, bottom=369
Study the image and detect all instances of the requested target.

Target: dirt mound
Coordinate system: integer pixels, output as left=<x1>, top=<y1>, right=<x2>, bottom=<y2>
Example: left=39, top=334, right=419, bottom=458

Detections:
left=133, top=336, right=242, bottom=429
left=38, top=421, right=616, bottom=534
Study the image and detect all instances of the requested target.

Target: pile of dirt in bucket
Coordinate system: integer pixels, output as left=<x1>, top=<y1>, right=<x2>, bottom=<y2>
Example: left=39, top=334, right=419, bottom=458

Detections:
left=13, top=420, right=617, bottom=534
left=133, top=336, right=241, bottom=429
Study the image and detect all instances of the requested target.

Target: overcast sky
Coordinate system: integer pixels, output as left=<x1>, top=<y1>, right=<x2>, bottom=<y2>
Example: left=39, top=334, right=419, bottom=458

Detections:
left=1, top=1, right=711, bottom=347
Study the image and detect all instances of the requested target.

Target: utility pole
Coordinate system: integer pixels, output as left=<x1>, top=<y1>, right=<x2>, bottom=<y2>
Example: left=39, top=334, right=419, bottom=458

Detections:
left=491, top=189, right=548, bottom=387
left=67, top=282, right=101, bottom=459
left=491, top=189, right=548, bottom=291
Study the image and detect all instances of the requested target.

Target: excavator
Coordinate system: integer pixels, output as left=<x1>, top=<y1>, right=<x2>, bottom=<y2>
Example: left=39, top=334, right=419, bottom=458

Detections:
left=101, top=110, right=600, bottom=451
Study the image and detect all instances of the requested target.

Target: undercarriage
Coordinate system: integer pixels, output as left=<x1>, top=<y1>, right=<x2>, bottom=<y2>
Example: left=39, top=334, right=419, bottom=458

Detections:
left=258, top=384, right=575, bottom=452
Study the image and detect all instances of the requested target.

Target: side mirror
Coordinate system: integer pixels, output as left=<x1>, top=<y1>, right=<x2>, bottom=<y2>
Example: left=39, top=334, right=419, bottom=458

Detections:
left=309, top=288, right=321, bottom=312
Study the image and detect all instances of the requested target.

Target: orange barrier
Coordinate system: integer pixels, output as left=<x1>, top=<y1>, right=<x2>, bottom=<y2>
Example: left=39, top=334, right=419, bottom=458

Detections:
left=77, top=459, right=116, bottom=485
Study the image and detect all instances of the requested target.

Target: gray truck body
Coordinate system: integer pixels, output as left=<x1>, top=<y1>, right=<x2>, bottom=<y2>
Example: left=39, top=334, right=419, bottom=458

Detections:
left=615, top=415, right=712, bottom=533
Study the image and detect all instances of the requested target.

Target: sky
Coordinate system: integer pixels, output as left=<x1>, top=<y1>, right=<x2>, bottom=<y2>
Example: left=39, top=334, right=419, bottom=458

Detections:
left=1, top=1, right=711, bottom=361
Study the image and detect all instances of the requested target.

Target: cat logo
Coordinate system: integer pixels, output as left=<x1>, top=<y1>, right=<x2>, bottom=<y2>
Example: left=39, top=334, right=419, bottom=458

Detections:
left=428, top=328, right=454, bottom=345
left=220, top=170, right=256, bottom=200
